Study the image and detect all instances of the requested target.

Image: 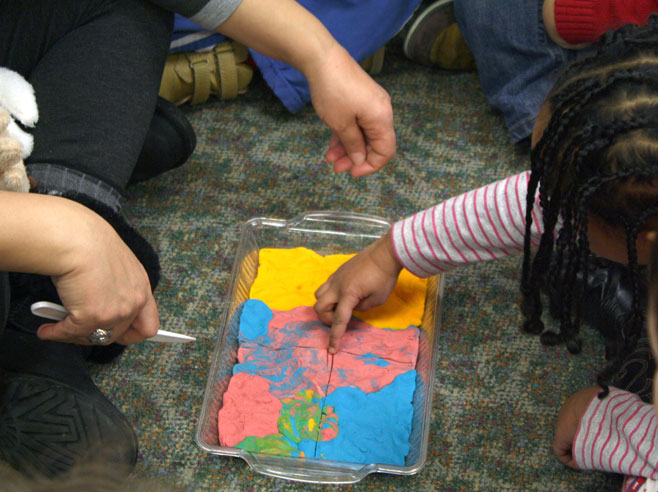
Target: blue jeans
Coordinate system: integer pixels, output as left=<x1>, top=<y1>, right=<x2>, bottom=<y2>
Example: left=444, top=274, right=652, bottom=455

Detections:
left=455, top=0, right=588, bottom=144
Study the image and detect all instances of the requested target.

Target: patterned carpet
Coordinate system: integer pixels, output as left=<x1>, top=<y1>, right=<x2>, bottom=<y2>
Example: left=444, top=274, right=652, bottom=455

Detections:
left=92, top=46, right=622, bottom=491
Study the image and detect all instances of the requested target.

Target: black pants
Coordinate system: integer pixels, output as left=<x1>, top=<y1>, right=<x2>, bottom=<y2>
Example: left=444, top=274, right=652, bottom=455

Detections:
left=0, top=0, right=172, bottom=328
left=0, top=273, right=7, bottom=335
left=0, top=0, right=173, bottom=207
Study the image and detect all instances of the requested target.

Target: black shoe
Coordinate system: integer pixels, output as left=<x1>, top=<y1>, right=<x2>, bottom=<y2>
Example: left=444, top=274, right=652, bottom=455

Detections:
left=609, top=335, right=654, bottom=402
left=545, top=254, right=646, bottom=355
left=130, top=96, right=196, bottom=185
left=0, top=329, right=137, bottom=476
left=8, top=191, right=161, bottom=364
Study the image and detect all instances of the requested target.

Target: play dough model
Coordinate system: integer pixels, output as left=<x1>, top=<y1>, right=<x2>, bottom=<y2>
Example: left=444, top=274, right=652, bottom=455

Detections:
left=217, top=247, right=427, bottom=465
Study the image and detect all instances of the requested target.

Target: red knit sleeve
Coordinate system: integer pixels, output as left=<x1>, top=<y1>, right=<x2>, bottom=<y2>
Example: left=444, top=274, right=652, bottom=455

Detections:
left=554, top=0, right=658, bottom=45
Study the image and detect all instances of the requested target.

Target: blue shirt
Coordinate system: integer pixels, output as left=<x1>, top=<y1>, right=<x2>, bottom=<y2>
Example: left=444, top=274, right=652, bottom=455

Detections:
left=169, top=1, right=421, bottom=113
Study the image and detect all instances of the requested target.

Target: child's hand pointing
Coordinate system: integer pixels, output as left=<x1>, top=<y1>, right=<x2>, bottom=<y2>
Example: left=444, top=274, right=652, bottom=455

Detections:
left=313, top=231, right=402, bottom=354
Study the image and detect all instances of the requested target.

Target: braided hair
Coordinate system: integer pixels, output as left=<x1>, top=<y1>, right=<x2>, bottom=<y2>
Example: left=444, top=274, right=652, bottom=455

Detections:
left=520, top=16, right=658, bottom=392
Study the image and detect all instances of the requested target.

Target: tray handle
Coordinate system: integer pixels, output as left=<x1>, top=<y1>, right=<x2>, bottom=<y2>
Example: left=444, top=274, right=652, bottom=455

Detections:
left=284, top=210, right=392, bottom=237
left=244, top=454, right=377, bottom=484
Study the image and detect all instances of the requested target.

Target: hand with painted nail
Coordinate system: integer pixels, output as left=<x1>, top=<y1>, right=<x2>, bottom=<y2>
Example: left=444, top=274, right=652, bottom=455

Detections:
left=313, top=232, right=402, bottom=353
left=306, top=44, right=396, bottom=177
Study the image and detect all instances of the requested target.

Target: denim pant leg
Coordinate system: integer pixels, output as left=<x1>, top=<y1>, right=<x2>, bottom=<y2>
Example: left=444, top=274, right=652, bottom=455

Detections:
left=454, top=0, right=583, bottom=144
left=0, top=0, right=173, bottom=210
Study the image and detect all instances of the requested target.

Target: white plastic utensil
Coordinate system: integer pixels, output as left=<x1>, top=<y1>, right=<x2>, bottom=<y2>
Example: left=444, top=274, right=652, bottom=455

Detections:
left=30, top=301, right=196, bottom=344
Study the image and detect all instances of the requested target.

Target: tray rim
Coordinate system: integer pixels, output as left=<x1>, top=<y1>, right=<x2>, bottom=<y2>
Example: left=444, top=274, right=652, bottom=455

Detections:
left=195, top=210, right=445, bottom=484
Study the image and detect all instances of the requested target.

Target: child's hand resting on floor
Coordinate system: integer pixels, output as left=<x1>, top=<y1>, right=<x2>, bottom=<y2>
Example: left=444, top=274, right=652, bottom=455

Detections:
left=314, top=231, right=403, bottom=354
left=553, top=386, right=601, bottom=469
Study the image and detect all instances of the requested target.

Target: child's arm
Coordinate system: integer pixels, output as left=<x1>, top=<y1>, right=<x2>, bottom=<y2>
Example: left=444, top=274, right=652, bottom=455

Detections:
left=392, top=170, right=540, bottom=276
left=315, top=171, right=542, bottom=352
left=553, top=386, right=602, bottom=468
left=314, top=231, right=403, bottom=354
left=556, top=386, right=658, bottom=481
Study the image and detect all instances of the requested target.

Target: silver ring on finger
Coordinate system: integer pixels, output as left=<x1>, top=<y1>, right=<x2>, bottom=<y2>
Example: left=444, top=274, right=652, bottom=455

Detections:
left=87, top=328, right=113, bottom=345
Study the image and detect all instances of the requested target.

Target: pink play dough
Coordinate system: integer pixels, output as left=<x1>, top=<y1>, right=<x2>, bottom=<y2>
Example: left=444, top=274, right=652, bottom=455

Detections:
left=217, top=373, right=282, bottom=447
left=237, top=305, right=419, bottom=398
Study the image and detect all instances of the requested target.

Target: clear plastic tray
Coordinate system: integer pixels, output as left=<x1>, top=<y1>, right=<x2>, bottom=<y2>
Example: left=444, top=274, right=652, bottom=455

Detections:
left=196, top=211, right=444, bottom=484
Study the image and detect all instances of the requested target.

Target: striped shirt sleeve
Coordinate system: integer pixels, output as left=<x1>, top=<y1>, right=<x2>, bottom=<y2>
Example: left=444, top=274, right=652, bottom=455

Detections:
left=573, top=387, right=658, bottom=484
left=390, top=171, right=542, bottom=277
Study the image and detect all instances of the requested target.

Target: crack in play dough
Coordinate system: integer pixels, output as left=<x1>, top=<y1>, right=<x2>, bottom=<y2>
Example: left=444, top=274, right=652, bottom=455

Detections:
left=314, top=352, right=334, bottom=457
left=218, top=247, right=427, bottom=465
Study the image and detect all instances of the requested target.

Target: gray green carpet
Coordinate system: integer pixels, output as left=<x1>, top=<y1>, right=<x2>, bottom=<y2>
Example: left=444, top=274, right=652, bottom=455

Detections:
left=92, top=46, right=621, bottom=491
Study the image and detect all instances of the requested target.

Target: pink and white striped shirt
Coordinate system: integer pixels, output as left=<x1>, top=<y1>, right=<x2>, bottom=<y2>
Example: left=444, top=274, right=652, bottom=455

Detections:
left=389, top=173, right=658, bottom=491
left=391, top=171, right=543, bottom=276
left=574, top=387, right=658, bottom=492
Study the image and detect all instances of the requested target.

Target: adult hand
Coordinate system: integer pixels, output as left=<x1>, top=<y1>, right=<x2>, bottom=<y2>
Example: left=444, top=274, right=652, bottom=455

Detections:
left=215, top=0, right=396, bottom=177
left=306, top=44, right=396, bottom=177
left=0, top=192, right=159, bottom=346
left=314, top=231, right=402, bottom=353
left=37, top=209, right=159, bottom=346
left=553, top=386, right=601, bottom=468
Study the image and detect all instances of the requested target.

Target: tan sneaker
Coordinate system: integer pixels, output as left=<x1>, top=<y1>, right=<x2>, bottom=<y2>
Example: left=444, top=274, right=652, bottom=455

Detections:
left=403, top=0, right=475, bottom=70
left=159, top=41, right=254, bottom=106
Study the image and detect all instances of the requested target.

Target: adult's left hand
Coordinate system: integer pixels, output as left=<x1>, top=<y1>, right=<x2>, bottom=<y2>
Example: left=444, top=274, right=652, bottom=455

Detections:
left=215, top=0, right=396, bottom=176
left=306, top=43, right=396, bottom=177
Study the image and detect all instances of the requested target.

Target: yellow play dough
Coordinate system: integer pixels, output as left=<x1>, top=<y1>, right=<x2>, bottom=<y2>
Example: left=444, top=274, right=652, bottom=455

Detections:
left=249, top=247, right=427, bottom=329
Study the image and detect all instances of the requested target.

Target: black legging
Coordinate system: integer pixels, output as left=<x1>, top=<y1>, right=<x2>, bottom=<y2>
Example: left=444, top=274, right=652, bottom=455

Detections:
left=0, top=0, right=173, bottom=206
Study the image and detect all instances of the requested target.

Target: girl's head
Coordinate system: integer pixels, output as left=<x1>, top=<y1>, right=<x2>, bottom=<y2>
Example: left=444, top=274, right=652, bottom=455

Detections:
left=521, top=17, right=658, bottom=383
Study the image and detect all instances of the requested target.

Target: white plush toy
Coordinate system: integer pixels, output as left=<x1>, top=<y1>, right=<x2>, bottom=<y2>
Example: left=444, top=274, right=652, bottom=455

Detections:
left=0, top=67, right=38, bottom=193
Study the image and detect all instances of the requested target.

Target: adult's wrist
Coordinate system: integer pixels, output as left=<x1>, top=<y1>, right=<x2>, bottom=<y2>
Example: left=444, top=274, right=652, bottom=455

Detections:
left=217, top=0, right=336, bottom=75
left=302, top=40, right=354, bottom=90
left=0, top=192, right=101, bottom=277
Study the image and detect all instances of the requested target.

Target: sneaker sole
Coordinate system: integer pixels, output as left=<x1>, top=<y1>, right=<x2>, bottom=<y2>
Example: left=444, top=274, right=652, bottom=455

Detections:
left=403, top=0, right=456, bottom=60
left=0, top=373, right=137, bottom=476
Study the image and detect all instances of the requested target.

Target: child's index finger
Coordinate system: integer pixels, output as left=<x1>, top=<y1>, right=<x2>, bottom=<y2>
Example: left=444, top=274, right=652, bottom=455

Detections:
left=328, top=295, right=359, bottom=354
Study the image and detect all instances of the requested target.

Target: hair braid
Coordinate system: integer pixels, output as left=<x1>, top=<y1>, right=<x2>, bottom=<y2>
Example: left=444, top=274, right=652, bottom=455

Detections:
left=521, top=19, right=658, bottom=376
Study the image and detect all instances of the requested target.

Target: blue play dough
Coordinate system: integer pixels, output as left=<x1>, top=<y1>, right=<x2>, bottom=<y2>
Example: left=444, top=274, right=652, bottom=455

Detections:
left=358, top=352, right=390, bottom=367
left=238, top=299, right=272, bottom=340
left=233, top=345, right=310, bottom=390
left=233, top=298, right=417, bottom=465
left=297, top=438, right=319, bottom=458
left=316, top=370, right=416, bottom=465
left=234, top=300, right=313, bottom=391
